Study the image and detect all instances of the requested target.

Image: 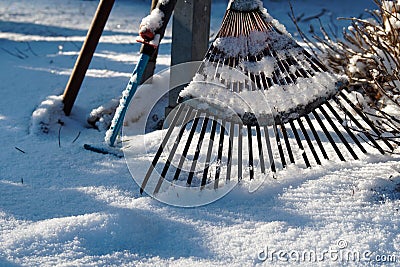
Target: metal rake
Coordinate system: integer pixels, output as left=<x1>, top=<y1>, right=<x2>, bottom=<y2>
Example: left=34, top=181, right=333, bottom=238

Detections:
left=137, top=0, right=395, bottom=197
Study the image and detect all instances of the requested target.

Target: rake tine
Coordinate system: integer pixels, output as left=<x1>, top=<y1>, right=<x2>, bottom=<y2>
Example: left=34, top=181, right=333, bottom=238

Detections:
left=228, top=11, right=236, bottom=37
left=239, top=78, right=245, bottom=93
left=287, top=50, right=315, bottom=78
left=187, top=116, right=210, bottom=186
left=257, top=10, right=271, bottom=31
left=274, top=55, right=294, bottom=85
left=172, top=111, right=201, bottom=181
left=153, top=107, right=195, bottom=194
left=325, top=101, right=367, bottom=154
left=263, top=126, right=277, bottom=172
left=273, top=123, right=287, bottom=168
left=286, top=56, right=309, bottom=79
left=249, top=72, right=257, bottom=91
left=201, top=118, right=218, bottom=188
left=297, top=117, right=321, bottom=165
left=286, top=55, right=307, bottom=78
left=297, top=66, right=309, bottom=78
left=279, top=58, right=298, bottom=83
left=289, top=120, right=311, bottom=168
left=269, top=44, right=304, bottom=89
left=270, top=51, right=287, bottom=85
left=237, top=80, right=242, bottom=93
left=271, top=71, right=280, bottom=86
left=312, top=110, right=346, bottom=161
left=263, top=47, right=280, bottom=85
left=304, top=114, right=329, bottom=160
left=339, top=92, right=394, bottom=151
left=318, top=105, right=359, bottom=160
left=254, top=73, right=262, bottom=89
left=274, top=54, right=290, bottom=80
left=205, top=43, right=218, bottom=62
left=238, top=123, right=243, bottom=181
left=243, top=10, right=252, bottom=36
left=247, top=125, right=255, bottom=180
left=259, top=72, right=271, bottom=89
left=303, top=49, right=329, bottom=72
left=280, top=124, right=295, bottom=164
left=140, top=104, right=185, bottom=194
left=333, top=95, right=385, bottom=154
left=226, top=122, right=235, bottom=181
left=255, top=124, right=266, bottom=174
left=305, top=58, right=320, bottom=73
left=214, top=120, right=226, bottom=189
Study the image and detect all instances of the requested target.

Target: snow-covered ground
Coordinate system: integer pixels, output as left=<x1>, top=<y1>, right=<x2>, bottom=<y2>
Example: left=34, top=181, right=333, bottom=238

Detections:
left=0, top=0, right=399, bottom=266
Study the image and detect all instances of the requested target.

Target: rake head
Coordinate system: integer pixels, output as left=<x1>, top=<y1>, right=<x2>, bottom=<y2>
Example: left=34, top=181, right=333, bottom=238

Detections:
left=128, top=0, right=395, bottom=206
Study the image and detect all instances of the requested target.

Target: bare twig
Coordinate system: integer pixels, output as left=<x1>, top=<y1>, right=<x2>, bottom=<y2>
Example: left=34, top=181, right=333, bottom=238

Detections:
left=25, top=42, right=38, bottom=56
left=72, top=131, right=81, bottom=143
left=292, top=0, right=400, bottom=145
left=57, top=119, right=64, bottom=148
left=1, top=47, right=27, bottom=59
left=58, top=125, right=62, bottom=148
left=15, top=147, right=26, bottom=154
left=302, top=9, right=328, bottom=22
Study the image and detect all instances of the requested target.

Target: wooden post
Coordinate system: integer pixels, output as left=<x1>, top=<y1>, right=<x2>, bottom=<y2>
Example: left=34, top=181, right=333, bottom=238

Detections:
left=166, top=0, right=211, bottom=116
left=62, top=0, right=115, bottom=116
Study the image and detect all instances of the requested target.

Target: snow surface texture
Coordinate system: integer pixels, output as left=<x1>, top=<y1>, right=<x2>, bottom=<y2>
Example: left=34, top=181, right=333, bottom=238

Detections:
left=1, top=0, right=399, bottom=266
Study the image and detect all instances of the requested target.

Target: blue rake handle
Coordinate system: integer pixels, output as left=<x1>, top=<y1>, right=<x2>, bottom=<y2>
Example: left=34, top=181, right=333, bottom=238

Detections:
left=106, top=52, right=151, bottom=146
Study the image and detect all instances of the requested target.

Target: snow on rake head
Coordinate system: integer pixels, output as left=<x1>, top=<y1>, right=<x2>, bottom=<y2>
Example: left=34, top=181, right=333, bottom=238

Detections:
left=180, top=0, right=345, bottom=125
